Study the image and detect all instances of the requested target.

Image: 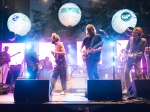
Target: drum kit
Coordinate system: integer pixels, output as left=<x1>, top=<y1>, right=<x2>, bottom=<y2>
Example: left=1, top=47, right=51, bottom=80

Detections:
left=54, top=64, right=87, bottom=92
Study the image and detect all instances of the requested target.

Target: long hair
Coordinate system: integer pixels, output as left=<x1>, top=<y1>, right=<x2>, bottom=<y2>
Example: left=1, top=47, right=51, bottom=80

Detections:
left=85, top=24, right=96, bottom=35
left=51, top=33, right=60, bottom=42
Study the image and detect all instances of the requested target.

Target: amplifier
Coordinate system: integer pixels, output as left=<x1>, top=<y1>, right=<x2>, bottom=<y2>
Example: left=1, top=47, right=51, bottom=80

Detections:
left=6, top=65, right=21, bottom=84
left=10, top=65, right=21, bottom=71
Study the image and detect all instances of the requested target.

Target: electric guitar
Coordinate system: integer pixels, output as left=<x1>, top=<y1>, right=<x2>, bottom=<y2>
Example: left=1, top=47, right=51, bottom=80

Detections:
left=0, top=52, right=21, bottom=66
left=127, top=50, right=138, bottom=63
left=82, top=41, right=104, bottom=61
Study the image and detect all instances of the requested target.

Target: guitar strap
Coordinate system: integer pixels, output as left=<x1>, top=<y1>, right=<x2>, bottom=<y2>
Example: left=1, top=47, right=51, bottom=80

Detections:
left=88, top=34, right=96, bottom=60
left=90, top=34, right=96, bottom=47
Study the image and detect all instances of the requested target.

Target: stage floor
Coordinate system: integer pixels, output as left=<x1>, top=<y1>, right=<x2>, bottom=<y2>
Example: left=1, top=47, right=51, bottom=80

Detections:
left=0, top=92, right=150, bottom=104
left=0, top=92, right=150, bottom=112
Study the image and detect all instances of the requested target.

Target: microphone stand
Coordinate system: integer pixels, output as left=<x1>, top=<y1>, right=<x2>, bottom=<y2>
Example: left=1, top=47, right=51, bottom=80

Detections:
left=101, top=32, right=121, bottom=79
left=145, top=35, right=150, bottom=79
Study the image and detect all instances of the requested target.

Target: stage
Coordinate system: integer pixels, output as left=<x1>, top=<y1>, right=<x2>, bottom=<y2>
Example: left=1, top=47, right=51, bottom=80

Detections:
left=0, top=92, right=150, bottom=112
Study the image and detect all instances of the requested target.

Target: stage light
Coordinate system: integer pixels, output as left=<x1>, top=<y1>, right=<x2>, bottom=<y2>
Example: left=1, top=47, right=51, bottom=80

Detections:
left=25, top=72, right=30, bottom=77
left=68, top=54, right=71, bottom=57
left=105, top=74, right=108, bottom=78
left=26, top=43, right=32, bottom=50
left=110, top=42, right=115, bottom=46
left=58, top=3, right=82, bottom=27
left=43, top=0, right=48, bottom=2
left=68, top=45, right=71, bottom=48
left=111, top=9, right=137, bottom=34
left=111, top=52, right=115, bottom=56
left=7, top=13, right=31, bottom=36
left=112, top=62, right=116, bottom=66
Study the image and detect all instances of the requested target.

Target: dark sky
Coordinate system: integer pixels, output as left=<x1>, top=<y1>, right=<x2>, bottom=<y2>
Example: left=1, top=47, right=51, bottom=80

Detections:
left=30, top=0, right=98, bottom=20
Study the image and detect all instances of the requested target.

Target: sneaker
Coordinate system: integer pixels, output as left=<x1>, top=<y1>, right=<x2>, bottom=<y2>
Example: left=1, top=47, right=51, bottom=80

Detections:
left=60, top=91, right=66, bottom=95
left=122, top=88, right=127, bottom=94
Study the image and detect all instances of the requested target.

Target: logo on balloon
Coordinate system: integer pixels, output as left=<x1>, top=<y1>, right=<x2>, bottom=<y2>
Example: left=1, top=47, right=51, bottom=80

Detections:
left=7, top=13, right=31, bottom=36
left=61, top=8, right=80, bottom=14
left=12, top=15, right=19, bottom=21
left=121, top=11, right=132, bottom=22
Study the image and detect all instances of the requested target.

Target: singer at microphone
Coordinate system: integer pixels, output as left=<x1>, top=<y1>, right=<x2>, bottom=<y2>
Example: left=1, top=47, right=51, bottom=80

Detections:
left=99, top=29, right=109, bottom=37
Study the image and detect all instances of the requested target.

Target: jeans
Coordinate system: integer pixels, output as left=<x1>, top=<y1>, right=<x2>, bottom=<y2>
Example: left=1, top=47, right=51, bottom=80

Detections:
left=86, top=60, right=99, bottom=80
left=124, top=60, right=142, bottom=89
left=51, top=60, right=67, bottom=91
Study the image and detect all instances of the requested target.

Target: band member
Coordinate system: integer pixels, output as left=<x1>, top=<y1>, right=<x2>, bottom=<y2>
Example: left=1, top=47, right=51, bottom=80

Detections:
left=116, top=49, right=127, bottom=90
left=145, top=48, right=150, bottom=79
left=123, top=27, right=146, bottom=93
left=43, top=56, right=53, bottom=71
left=50, top=33, right=67, bottom=95
left=80, top=24, right=103, bottom=79
left=37, top=56, right=53, bottom=79
left=117, top=49, right=127, bottom=69
left=0, top=46, right=10, bottom=84
left=25, top=44, right=39, bottom=79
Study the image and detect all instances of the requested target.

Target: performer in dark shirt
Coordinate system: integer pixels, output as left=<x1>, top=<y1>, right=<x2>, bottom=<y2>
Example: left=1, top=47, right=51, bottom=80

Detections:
left=80, top=24, right=103, bottom=79
left=25, top=44, right=39, bottom=79
left=123, top=27, right=146, bottom=93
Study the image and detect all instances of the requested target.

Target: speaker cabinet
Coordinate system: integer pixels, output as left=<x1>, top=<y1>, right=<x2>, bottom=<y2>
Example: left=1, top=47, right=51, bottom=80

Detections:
left=127, top=80, right=150, bottom=99
left=14, top=79, right=50, bottom=102
left=87, top=80, right=122, bottom=101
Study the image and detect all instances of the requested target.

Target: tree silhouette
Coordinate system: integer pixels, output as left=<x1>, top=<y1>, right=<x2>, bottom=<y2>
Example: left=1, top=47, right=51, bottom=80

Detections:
left=31, top=0, right=85, bottom=42
left=31, top=0, right=150, bottom=41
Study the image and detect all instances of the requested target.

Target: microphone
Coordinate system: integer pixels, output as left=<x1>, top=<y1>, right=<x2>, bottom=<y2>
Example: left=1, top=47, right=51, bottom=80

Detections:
left=99, top=29, right=109, bottom=37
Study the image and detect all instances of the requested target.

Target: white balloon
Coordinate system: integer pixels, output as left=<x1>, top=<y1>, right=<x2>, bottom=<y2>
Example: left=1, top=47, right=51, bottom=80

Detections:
left=58, top=3, right=82, bottom=27
left=111, top=9, right=137, bottom=34
left=7, top=13, right=31, bottom=36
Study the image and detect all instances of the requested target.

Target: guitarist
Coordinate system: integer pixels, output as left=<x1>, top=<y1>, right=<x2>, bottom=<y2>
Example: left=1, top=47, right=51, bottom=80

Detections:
left=80, top=24, right=103, bottom=80
left=50, top=33, right=67, bottom=95
left=0, top=46, right=10, bottom=84
left=123, top=27, right=146, bottom=93
left=25, top=44, right=39, bottom=79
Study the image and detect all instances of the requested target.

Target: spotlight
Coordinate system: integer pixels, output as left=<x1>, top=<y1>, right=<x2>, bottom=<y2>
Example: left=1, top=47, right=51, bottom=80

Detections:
left=26, top=43, right=34, bottom=50
left=111, top=52, right=115, bottom=56
left=110, top=42, right=115, bottom=46
left=68, top=45, right=71, bottom=48
left=105, top=74, right=108, bottom=78
left=25, top=72, right=30, bottom=77
left=112, top=62, right=116, bottom=66
left=26, top=44, right=31, bottom=49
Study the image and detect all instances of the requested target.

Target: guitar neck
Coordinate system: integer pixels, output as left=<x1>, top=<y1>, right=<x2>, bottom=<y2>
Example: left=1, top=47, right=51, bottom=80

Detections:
left=10, top=52, right=21, bottom=57
left=92, top=42, right=103, bottom=49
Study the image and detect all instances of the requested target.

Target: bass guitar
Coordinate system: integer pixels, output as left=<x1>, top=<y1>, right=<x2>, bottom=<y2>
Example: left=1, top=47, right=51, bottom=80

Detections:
left=82, top=41, right=104, bottom=61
